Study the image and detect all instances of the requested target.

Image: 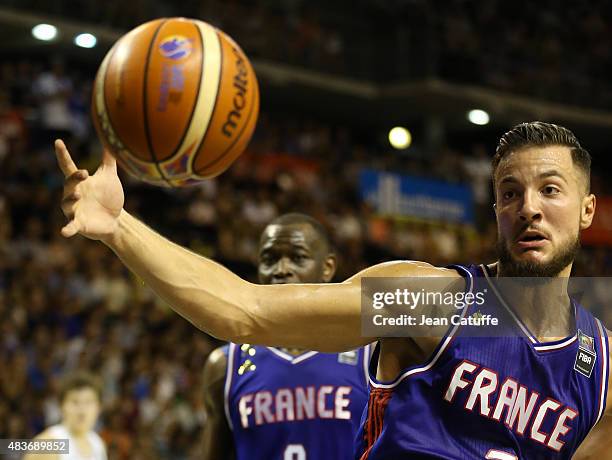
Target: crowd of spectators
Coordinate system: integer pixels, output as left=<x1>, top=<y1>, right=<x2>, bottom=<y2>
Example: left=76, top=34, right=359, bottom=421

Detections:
left=434, top=0, right=612, bottom=107
left=3, top=0, right=612, bottom=106
left=1, top=54, right=612, bottom=459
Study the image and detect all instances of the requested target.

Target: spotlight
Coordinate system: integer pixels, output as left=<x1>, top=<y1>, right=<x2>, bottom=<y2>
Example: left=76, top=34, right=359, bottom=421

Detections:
left=32, top=24, right=57, bottom=41
left=467, top=109, right=490, bottom=126
left=74, top=33, right=97, bottom=49
left=388, top=126, right=412, bottom=150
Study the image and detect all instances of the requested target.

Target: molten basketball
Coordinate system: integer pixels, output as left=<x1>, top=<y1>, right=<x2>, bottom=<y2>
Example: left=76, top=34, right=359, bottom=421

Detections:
left=91, top=18, right=259, bottom=187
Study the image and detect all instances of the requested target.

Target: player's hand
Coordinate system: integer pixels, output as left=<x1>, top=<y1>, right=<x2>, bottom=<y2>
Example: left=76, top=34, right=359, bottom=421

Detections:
left=55, top=139, right=124, bottom=241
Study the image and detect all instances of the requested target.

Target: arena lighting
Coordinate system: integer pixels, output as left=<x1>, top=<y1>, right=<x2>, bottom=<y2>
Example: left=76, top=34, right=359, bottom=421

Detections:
left=74, top=33, right=97, bottom=49
left=467, top=109, right=490, bottom=126
left=32, top=24, right=58, bottom=41
left=388, top=126, right=412, bottom=150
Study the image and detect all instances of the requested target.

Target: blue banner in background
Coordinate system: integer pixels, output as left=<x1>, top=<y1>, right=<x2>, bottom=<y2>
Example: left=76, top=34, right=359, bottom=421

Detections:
left=359, top=170, right=474, bottom=225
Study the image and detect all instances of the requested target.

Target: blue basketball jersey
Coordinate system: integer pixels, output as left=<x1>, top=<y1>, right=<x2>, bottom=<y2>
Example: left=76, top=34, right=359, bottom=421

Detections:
left=356, top=264, right=609, bottom=459
left=225, top=343, right=371, bottom=460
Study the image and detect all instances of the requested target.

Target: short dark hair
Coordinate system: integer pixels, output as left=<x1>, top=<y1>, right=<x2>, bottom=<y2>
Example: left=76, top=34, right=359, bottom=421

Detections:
left=59, top=371, right=102, bottom=402
left=493, top=122, right=591, bottom=193
left=267, top=213, right=333, bottom=253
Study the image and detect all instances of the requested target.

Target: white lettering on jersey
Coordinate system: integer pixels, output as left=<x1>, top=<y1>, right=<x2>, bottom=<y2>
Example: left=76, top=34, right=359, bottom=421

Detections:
left=465, top=368, right=498, bottom=416
left=295, top=386, right=315, bottom=420
left=335, top=386, right=352, bottom=420
left=239, top=394, right=253, bottom=428
left=492, top=378, right=518, bottom=422
left=317, top=386, right=334, bottom=418
left=445, top=360, right=578, bottom=453
left=238, top=385, right=354, bottom=427
left=444, top=361, right=478, bottom=403
left=276, top=388, right=295, bottom=422
left=254, top=391, right=275, bottom=425
left=548, top=407, right=579, bottom=451
left=530, top=398, right=561, bottom=444
left=507, top=384, right=539, bottom=435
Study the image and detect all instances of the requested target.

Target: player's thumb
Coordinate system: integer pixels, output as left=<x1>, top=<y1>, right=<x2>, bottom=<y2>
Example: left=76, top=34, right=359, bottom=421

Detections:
left=61, top=220, right=80, bottom=238
left=102, top=149, right=117, bottom=171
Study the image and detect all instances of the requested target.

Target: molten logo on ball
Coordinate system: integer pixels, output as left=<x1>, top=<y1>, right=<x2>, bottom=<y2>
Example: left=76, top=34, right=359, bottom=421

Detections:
left=159, top=35, right=193, bottom=60
left=222, top=46, right=249, bottom=138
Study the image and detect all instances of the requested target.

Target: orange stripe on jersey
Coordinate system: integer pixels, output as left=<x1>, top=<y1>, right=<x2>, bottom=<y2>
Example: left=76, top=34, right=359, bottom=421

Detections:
left=360, top=388, right=393, bottom=460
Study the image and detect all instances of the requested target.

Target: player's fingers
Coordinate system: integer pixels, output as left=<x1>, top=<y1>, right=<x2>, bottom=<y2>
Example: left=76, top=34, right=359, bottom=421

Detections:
left=61, top=220, right=80, bottom=238
left=61, top=196, right=79, bottom=218
left=55, top=139, right=79, bottom=178
left=101, top=149, right=116, bottom=171
left=61, top=207, right=74, bottom=221
left=66, top=190, right=81, bottom=201
left=62, top=170, right=88, bottom=200
left=65, top=169, right=89, bottom=185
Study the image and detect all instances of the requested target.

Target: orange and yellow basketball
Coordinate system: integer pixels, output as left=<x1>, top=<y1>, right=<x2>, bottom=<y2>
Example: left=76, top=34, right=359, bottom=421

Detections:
left=91, top=18, right=259, bottom=187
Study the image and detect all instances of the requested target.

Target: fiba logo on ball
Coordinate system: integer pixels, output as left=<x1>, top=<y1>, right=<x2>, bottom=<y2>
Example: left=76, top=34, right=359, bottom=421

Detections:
left=92, top=18, right=260, bottom=186
left=159, top=35, right=193, bottom=60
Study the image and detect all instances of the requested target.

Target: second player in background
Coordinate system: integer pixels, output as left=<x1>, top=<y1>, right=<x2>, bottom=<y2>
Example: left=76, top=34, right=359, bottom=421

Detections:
left=201, top=213, right=370, bottom=460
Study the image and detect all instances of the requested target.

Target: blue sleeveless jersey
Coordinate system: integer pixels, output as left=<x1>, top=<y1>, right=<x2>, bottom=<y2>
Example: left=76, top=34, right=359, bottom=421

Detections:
left=356, top=264, right=609, bottom=459
left=225, top=343, right=371, bottom=460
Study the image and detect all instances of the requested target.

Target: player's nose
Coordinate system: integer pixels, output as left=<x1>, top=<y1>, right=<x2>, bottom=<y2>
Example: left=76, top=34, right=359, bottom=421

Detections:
left=517, top=189, right=542, bottom=222
left=272, top=257, right=294, bottom=281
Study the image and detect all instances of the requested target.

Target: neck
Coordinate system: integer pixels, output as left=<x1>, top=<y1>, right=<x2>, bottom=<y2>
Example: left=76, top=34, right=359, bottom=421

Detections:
left=279, top=347, right=306, bottom=356
left=65, top=425, right=89, bottom=439
left=492, top=262, right=574, bottom=340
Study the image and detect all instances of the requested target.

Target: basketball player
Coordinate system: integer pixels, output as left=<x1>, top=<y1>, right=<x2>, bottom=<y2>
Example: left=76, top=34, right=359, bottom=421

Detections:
left=25, top=372, right=107, bottom=460
left=55, top=121, right=611, bottom=458
left=202, top=213, right=370, bottom=460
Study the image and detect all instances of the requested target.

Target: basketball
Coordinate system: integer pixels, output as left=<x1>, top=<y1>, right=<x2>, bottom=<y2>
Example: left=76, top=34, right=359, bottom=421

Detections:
left=91, top=17, right=259, bottom=187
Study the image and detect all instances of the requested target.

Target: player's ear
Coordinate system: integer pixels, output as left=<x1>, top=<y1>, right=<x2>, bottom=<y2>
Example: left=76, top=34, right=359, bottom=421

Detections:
left=322, top=253, right=337, bottom=282
left=492, top=178, right=499, bottom=217
left=580, top=193, right=596, bottom=230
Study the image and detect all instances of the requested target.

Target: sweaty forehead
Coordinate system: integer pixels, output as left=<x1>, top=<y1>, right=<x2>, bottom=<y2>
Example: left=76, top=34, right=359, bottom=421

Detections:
left=260, top=223, right=318, bottom=251
left=495, top=146, right=575, bottom=182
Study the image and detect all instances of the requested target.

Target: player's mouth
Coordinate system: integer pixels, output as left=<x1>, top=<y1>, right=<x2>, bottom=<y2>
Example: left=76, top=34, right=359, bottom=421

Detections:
left=515, top=230, right=549, bottom=250
left=271, top=278, right=292, bottom=284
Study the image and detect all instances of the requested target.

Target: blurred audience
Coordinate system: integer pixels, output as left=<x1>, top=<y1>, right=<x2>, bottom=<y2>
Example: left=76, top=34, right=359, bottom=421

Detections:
left=4, top=0, right=612, bottom=106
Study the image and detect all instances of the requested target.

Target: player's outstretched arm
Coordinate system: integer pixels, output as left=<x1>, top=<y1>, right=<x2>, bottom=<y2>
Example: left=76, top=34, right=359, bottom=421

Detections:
left=202, top=347, right=233, bottom=460
left=55, top=141, right=462, bottom=351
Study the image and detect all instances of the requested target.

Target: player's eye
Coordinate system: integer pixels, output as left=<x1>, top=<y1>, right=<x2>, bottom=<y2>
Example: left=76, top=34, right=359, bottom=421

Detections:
left=260, top=254, right=275, bottom=265
left=542, top=185, right=560, bottom=195
left=502, top=190, right=516, bottom=201
left=292, top=254, right=308, bottom=263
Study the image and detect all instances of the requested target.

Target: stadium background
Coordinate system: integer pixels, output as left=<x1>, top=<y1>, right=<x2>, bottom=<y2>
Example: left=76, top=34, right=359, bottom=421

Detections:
left=1, top=1, right=612, bottom=458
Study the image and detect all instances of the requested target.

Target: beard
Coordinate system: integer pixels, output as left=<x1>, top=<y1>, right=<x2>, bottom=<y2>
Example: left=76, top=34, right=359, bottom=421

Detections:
left=496, top=234, right=580, bottom=278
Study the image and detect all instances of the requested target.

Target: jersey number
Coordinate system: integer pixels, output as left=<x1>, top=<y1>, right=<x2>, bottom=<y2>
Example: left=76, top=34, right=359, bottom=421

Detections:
left=485, top=450, right=518, bottom=460
left=284, top=444, right=306, bottom=460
